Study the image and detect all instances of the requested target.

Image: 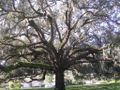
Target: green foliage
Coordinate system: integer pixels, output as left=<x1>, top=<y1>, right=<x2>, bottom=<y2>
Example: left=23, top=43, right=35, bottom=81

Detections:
left=44, top=74, right=54, bottom=83
left=8, top=80, right=21, bottom=90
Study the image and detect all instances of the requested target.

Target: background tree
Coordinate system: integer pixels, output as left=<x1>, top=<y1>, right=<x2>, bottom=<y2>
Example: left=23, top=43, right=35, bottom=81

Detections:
left=0, top=0, right=120, bottom=90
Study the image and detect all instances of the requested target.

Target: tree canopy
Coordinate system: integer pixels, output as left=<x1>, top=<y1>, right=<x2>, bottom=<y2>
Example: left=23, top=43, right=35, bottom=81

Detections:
left=0, top=0, right=120, bottom=90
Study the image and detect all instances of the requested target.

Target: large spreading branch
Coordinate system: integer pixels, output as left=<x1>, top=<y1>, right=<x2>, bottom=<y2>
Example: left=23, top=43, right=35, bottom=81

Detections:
left=28, top=20, right=45, bottom=41
left=0, top=62, right=53, bottom=73
left=47, top=15, right=55, bottom=44
left=66, top=44, right=112, bottom=68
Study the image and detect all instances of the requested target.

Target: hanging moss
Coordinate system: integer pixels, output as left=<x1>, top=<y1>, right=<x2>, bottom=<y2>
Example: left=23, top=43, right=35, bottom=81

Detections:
left=1, top=62, right=53, bottom=73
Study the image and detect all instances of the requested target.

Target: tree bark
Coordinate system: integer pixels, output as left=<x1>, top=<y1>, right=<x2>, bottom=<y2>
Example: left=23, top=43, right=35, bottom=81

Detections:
left=55, top=70, right=65, bottom=90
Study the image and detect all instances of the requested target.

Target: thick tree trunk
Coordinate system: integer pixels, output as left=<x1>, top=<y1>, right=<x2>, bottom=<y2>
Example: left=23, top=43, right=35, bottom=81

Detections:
left=55, top=70, right=65, bottom=90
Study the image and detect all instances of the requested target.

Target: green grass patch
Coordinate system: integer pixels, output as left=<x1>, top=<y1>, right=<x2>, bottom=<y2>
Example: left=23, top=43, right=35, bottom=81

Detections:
left=2, top=83, right=120, bottom=90
left=67, top=83, right=120, bottom=90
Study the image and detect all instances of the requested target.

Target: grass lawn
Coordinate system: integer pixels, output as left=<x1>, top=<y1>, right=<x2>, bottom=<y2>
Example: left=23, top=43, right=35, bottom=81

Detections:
left=7, top=83, right=120, bottom=90
left=67, top=83, right=120, bottom=90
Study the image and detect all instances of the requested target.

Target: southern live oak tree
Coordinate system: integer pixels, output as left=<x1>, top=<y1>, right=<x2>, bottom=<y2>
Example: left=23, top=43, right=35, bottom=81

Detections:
left=0, top=0, right=120, bottom=90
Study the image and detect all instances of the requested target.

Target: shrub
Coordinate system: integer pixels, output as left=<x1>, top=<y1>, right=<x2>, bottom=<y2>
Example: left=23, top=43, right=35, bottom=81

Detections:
left=8, top=80, right=21, bottom=89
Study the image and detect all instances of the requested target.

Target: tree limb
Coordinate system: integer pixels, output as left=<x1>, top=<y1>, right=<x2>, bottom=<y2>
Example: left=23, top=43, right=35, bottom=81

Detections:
left=0, top=62, right=53, bottom=73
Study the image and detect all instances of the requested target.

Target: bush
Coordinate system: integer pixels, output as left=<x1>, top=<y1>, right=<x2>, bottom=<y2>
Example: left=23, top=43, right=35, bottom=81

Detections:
left=8, top=80, right=21, bottom=89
